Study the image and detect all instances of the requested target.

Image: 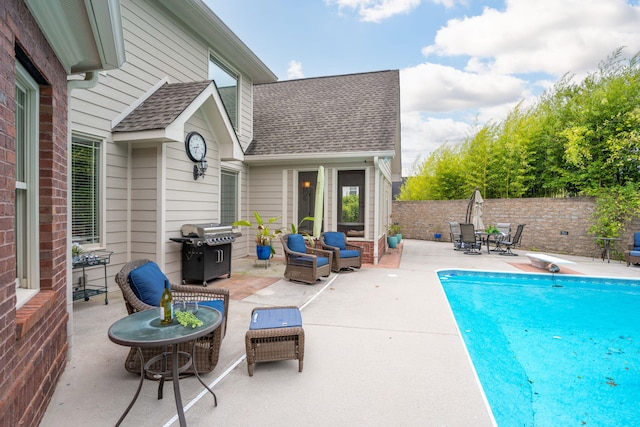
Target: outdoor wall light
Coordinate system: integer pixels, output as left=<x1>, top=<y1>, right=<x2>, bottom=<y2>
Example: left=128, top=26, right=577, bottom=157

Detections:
left=193, top=160, right=208, bottom=180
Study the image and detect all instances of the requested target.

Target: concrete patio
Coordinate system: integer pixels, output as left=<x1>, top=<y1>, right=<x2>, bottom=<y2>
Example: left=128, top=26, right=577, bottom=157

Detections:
left=41, top=240, right=640, bottom=427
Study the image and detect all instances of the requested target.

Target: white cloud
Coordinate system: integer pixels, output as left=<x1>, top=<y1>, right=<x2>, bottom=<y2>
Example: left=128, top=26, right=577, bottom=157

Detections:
left=423, top=0, right=640, bottom=77
left=401, top=111, right=472, bottom=175
left=400, top=63, right=528, bottom=114
left=326, top=0, right=422, bottom=22
left=287, top=60, right=304, bottom=79
left=396, top=0, right=640, bottom=175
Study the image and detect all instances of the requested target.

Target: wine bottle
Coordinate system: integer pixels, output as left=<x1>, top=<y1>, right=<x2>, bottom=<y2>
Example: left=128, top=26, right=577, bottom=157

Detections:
left=160, top=279, right=173, bottom=325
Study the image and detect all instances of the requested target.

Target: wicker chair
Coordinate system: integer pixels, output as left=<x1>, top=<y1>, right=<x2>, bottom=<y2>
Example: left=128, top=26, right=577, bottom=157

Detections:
left=320, top=231, right=363, bottom=272
left=625, top=232, right=640, bottom=266
left=280, top=234, right=333, bottom=284
left=115, top=259, right=229, bottom=376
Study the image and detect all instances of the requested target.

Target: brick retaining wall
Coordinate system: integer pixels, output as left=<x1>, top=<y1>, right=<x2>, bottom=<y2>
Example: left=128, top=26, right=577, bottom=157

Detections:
left=392, top=198, right=640, bottom=258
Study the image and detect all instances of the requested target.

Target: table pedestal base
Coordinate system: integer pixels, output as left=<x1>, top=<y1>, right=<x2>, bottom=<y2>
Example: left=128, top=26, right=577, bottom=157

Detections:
left=116, top=342, right=217, bottom=427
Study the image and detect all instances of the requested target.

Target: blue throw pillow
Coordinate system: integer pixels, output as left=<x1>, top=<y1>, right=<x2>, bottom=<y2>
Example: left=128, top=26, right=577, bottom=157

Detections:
left=634, top=232, right=640, bottom=250
left=288, top=234, right=307, bottom=253
left=199, top=299, right=225, bottom=318
left=324, top=232, right=346, bottom=250
left=128, top=261, right=169, bottom=307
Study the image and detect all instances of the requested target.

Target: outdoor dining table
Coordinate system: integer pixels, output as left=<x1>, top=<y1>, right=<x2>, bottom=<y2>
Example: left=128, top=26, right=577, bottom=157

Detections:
left=108, top=305, right=222, bottom=427
left=475, top=231, right=503, bottom=254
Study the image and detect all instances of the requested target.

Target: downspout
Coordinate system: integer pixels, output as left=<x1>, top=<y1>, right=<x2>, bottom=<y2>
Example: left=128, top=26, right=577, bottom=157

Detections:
left=374, top=156, right=380, bottom=265
left=65, top=72, right=99, bottom=358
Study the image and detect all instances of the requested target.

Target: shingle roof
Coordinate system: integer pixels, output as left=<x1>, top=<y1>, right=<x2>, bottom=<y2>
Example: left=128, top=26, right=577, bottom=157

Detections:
left=247, top=70, right=399, bottom=156
left=112, top=81, right=211, bottom=132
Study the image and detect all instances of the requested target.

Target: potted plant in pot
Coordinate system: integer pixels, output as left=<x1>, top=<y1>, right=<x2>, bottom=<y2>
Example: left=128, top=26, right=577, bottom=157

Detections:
left=387, top=225, right=399, bottom=249
left=389, top=224, right=403, bottom=244
left=432, top=224, right=443, bottom=241
left=233, top=211, right=282, bottom=260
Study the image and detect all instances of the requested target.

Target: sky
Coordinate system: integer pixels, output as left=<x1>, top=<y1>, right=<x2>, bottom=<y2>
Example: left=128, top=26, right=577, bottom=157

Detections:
left=205, top=0, right=640, bottom=175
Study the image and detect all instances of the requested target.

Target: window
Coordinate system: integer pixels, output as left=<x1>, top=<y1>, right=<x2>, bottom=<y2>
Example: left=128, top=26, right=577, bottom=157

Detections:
left=220, top=169, right=238, bottom=225
left=72, top=135, right=101, bottom=245
left=208, top=55, right=239, bottom=130
left=337, top=170, right=365, bottom=234
left=297, top=171, right=317, bottom=234
left=15, top=62, right=40, bottom=296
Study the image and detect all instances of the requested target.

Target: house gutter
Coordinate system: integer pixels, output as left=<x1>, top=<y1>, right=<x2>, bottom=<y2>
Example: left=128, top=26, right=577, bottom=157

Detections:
left=244, top=150, right=395, bottom=165
left=65, top=71, right=100, bottom=357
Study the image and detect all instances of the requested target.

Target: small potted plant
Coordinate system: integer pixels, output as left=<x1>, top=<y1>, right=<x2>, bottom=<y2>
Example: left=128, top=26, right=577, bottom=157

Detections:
left=485, top=225, right=500, bottom=235
left=389, top=224, right=402, bottom=243
left=71, top=243, right=85, bottom=264
left=387, top=225, right=399, bottom=248
left=233, top=211, right=282, bottom=259
left=432, top=224, right=443, bottom=241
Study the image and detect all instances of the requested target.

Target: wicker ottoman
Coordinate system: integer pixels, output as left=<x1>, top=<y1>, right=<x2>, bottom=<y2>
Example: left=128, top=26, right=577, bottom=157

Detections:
left=245, top=306, right=305, bottom=376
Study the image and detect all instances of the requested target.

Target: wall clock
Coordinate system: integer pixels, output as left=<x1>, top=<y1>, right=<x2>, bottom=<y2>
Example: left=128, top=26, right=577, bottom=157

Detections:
left=185, top=132, right=207, bottom=162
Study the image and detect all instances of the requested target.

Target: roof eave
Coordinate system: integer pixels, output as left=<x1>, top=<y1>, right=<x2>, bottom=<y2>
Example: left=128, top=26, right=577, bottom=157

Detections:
left=157, top=0, right=277, bottom=84
left=25, top=0, right=126, bottom=75
left=244, top=150, right=395, bottom=166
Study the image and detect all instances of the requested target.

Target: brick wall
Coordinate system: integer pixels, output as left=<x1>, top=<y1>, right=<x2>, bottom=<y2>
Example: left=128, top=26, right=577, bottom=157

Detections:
left=392, top=198, right=640, bottom=258
left=0, top=2, right=69, bottom=426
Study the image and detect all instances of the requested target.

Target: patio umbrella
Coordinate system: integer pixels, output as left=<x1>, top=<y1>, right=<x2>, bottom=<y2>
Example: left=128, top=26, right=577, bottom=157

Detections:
left=471, top=188, right=485, bottom=231
left=313, top=166, right=324, bottom=238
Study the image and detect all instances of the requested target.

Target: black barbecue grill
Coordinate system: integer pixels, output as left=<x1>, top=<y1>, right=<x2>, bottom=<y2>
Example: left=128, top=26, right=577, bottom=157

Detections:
left=170, top=223, right=238, bottom=286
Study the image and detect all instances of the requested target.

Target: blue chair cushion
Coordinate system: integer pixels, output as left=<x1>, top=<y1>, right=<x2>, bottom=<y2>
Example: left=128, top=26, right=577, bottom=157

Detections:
left=340, top=249, right=360, bottom=259
left=250, top=307, right=302, bottom=330
left=630, top=250, right=640, bottom=257
left=287, top=234, right=307, bottom=254
left=633, top=232, right=640, bottom=250
left=291, top=255, right=329, bottom=267
left=324, top=232, right=346, bottom=250
left=199, top=299, right=225, bottom=318
left=128, top=261, right=169, bottom=307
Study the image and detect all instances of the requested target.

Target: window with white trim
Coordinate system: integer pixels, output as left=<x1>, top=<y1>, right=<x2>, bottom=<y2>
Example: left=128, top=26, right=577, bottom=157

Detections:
left=220, top=169, right=238, bottom=225
left=15, top=62, right=40, bottom=297
left=208, top=55, right=239, bottom=131
left=72, top=135, right=101, bottom=245
left=337, top=170, right=365, bottom=235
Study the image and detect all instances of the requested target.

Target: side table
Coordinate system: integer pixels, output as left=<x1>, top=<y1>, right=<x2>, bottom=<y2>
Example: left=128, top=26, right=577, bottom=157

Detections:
left=108, top=306, right=222, bottom=427
left=245, top=306, right=305, bottom=376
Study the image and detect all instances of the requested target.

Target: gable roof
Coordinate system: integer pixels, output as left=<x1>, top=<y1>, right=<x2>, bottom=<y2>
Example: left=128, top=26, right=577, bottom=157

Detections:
left=112, top=81, right=210, bottom=132
left=248, top=70, right=400, bottom=159
left=112, top=80, right=243, bottom=160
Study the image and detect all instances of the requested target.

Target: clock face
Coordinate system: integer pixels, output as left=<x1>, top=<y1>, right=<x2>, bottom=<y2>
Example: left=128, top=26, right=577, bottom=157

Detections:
left=185, top=132, right=207, bottom=162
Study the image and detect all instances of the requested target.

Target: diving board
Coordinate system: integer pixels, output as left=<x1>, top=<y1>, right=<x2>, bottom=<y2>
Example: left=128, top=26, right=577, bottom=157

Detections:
left=526, top=253, right=575, bottom=270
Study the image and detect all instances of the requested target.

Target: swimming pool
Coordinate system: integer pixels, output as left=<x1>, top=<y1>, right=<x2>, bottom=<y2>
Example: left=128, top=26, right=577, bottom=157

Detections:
left=438, top=269, right=640, bottom=427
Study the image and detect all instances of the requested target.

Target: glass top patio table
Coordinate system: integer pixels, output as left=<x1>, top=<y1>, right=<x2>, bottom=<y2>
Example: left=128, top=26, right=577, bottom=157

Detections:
left=108, top=306, right=222, bottom=427
left=108, top=305, right=221, bottom=347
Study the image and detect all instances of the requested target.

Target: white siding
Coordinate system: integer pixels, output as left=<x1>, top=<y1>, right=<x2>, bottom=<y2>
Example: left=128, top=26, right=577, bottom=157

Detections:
left=69, top=0, right=255, bottom=278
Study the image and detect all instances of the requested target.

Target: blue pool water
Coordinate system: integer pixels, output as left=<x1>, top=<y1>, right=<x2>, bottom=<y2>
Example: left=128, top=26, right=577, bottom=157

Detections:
left=438, top=270, right=640, bottom=427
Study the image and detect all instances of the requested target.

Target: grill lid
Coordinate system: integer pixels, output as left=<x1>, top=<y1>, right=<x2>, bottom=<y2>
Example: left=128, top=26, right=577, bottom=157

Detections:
left=180, top=223, right=233, bottom=238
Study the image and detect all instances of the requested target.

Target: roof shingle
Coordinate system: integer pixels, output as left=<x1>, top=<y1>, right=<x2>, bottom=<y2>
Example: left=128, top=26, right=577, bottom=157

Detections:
left=248, top=70, right=399, bottom=156
left=112, top=81, right=211, bottom=132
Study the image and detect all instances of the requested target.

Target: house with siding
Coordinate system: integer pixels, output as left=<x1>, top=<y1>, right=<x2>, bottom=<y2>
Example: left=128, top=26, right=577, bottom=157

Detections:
left=67, top=0, right=400, bottom=297
left=1, top=0, right=400, bottom=424
left=1, top=1, right=125, bottom=425
left=241, top=71, right=401, bottom=264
